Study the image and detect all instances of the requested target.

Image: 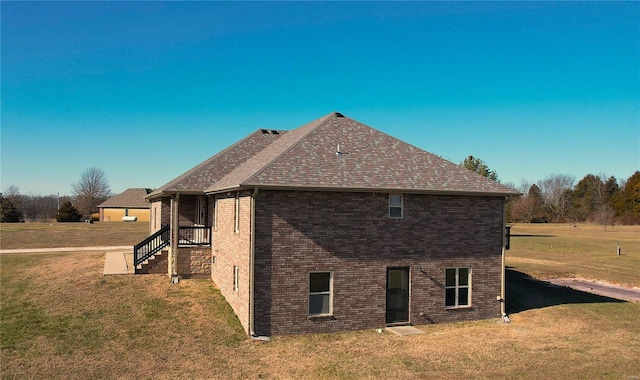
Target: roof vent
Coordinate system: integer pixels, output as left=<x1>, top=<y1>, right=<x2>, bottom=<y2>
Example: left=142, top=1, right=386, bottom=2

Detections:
left=271, top=130, right=280, bottom=135
left=261, top=129, right=269, bottom=134
left=334, top=112, right=344, bottom=118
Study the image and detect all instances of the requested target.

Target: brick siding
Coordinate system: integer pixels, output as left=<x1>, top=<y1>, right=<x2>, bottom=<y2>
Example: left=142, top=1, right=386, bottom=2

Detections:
left=211, top=191, right=253, bottom=334
left=150, top=198, right=171, bottom=233
left=252, top=190, right=504, bottom=336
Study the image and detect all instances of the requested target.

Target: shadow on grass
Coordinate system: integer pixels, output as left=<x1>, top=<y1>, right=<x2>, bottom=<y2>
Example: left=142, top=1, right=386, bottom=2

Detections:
left=506, top=267, right=625, bottom=314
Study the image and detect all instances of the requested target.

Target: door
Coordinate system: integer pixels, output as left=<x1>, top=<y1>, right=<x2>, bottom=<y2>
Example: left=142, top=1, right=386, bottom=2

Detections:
left=195, top=196, right=207, bottom=226
left=386, top=267, right=409, bottom=324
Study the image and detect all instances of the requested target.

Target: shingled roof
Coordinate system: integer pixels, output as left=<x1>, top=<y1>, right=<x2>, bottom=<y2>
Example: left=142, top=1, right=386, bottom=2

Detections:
left=147, top=128, right=286, bottom=199
left=98, top=188, right=153, bottom=208
left=205, top=112, right=516, bottom=196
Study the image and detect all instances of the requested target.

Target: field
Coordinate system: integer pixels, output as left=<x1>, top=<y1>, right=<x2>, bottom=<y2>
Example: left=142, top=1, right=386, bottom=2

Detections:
left=507, top=223, right=640, bottom=287
left=0, top=221, right=150, bottom=250
left=1, top=223, right=639, bottom=379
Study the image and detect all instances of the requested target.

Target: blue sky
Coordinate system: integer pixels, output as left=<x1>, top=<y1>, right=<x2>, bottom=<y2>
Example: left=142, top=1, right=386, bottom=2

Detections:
left=2, top=1, right=639, bottom=196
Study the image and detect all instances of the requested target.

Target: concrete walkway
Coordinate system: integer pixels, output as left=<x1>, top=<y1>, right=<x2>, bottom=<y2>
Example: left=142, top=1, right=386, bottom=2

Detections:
left=103, top=250, right=134, bottom=275
left=386, top=325, right=426, bottom=336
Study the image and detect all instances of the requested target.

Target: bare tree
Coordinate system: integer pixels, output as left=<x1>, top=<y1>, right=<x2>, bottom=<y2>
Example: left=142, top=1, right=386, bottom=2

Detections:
left=538, top=174, right=575, bottom=221
left=72, top=168, right=111, bottom=218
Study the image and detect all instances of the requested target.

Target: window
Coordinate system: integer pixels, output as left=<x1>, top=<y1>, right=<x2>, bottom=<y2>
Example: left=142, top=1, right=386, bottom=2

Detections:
left=213, top=195, right=218, bottom=230
left=389, top=194, right=403, bottom=218
left=309, top=272, right=332, bottom=316
left=445, top=267, right=471, bottom=307
left=234, top=193, right=240, bottom=233
left=196, top=196, right=206, bottom=225
left=233, top=266, right=239, bottom=292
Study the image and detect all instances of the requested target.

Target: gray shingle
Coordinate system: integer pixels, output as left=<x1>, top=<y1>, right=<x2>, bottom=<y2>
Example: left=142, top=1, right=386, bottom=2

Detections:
left=147, top=129, right=286, bottom=198
left=206, top=112, right=517, bottom=196
left=99, top=188, right=153, bottom=208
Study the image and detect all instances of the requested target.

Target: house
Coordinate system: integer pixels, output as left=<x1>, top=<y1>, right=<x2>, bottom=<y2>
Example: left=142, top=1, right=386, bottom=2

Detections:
left=98, top=188, right=152, bottom=222
left=139, top=112, right=517, bottom=336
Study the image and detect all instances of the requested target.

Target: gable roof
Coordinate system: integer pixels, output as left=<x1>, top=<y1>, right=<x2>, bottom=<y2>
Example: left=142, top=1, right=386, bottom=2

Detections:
left=206, top=112, right=517, bottom=196
left=98, top=188, right=153, bottom=209
left=147, top=128, right=286, bottom=199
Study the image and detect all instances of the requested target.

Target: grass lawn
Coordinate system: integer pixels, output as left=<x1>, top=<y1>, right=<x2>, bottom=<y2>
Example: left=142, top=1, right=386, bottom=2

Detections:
left=507, top=223, right=640, bottom=287
left=0, top=222, right=150, bottom=250
left=1, top=223, right=639, bottom=378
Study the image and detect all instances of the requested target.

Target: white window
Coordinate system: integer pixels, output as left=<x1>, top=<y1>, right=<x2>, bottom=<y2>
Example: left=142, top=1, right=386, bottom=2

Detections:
left=233, top=266, right=239, bottom=292
left=445, top=267, right=471, bottom=307
left=389, top=194, right=403, bottom=218
left=309, top=272, right=333, bottom=316
left=234, top=193, right=240, bottom=233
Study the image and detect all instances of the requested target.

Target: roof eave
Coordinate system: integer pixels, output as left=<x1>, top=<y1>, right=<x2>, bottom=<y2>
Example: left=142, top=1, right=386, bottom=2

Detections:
left=205, top=183, right=518, bottom=197
left=146, top=189, right=207, bottom=201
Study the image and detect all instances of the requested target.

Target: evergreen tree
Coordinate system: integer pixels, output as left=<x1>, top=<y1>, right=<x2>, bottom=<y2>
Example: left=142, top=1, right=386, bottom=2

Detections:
left=56, top=200, right=82, bottom=222
left=570, top=174, right=605, bottom=222
left=461, top=155, right=499, bottom=182
left=616, top=171, right=640, bottom=224
left=1, top=196, right=21, bottom=223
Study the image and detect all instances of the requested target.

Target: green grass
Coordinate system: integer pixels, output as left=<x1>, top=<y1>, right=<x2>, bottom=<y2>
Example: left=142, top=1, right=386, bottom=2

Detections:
left=1, top=223, right=639, bottom=378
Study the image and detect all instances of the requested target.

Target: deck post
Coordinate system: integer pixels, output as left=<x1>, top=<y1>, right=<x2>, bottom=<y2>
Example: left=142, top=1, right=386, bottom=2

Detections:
left=169, top=193, right=180, bottom=278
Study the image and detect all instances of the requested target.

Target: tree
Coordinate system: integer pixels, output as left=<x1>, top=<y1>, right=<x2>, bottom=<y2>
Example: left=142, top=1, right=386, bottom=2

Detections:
left=461, top=155, right=499, bottom=182
left=72, top=168, right=111, bottom=218
left=1, top=195, right=21, bottom=223
left=569, top=174, right=606, bottom=222
left=538, top=174, right=575, bottom=221
left=56, top=200, right=82, bottom=222
left=3, top=185, right=23, bottom=220
left=615, top=171, right=640, bottom=224
left=509, top=184, right=547, bottom=223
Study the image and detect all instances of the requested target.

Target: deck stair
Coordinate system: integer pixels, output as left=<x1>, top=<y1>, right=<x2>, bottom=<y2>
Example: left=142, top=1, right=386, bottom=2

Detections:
left=134, top=224, right=170, bottom=274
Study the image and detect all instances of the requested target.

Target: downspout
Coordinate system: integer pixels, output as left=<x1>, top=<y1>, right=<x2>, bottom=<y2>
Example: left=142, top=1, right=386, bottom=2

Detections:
left=249, top=187, right=258, bottom=336
left=500, top=197, right=509, bottom=322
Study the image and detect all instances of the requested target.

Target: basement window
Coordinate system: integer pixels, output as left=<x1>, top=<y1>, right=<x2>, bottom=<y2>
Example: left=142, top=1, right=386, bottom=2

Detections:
left=309, top=272, right=333, bottom=316
left=445, top=267, right=471, bottom=308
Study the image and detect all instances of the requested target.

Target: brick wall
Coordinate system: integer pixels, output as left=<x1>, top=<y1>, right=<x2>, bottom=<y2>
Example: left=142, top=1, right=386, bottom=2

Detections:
left=253, top=190, right=504, bottom=336
left=150, top=198, right=171, bottom=233
left=211, top=191, right=253, bottom=334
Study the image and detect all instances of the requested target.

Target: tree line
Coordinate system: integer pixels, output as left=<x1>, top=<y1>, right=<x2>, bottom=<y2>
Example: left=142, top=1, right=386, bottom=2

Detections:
left=1, top=168, right=111, bottom=223
left=463, top=156, right=639, bottom=226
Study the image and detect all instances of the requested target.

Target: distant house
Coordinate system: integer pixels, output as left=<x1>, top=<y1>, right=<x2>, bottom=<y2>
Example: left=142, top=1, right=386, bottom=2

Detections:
left=137, top=112, right=517, bottom=336
left=98, top=188, right=152, bottom=222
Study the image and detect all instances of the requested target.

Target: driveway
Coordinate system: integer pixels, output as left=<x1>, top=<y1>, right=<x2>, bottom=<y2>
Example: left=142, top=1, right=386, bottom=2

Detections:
left=547, top=278, right=640, bottom=303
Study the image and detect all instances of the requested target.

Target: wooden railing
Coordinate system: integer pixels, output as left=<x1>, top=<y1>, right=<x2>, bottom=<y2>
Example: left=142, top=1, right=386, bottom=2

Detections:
left=134, top=224, right=170, bottom=267
left=178, top=226, right=211, bottom=246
